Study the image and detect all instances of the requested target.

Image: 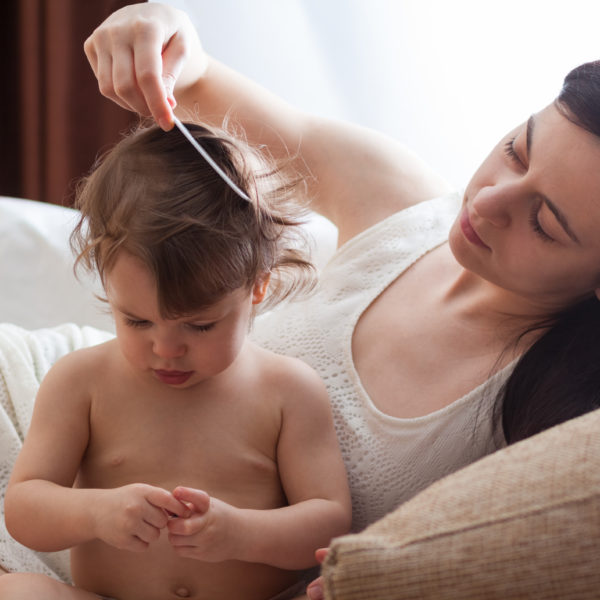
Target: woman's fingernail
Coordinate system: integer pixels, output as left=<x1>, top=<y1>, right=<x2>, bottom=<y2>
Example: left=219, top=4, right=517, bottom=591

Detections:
left=307, top=584, right=323, bottom=600
left=158, top=116, right=174, bottom=131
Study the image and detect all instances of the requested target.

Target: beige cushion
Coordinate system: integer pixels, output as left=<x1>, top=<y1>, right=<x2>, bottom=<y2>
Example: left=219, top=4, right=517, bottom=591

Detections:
left=322, top=407, right=600, bottom=599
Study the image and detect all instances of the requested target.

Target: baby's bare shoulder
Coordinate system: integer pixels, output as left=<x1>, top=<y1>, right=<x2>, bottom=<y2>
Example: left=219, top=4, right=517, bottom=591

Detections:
left=247, top=343, right=329, bottom=407
left=43, top=338, right=119, bottom=390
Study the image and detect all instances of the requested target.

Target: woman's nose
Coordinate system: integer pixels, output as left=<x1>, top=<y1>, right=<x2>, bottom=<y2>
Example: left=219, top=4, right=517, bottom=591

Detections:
left=471, top=184, right=516, bottom=228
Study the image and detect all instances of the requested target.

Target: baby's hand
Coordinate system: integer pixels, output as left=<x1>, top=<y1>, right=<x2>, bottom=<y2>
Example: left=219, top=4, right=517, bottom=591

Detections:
left=93, top=483, right=190, bottom=552
left=167, top=487, right=239, bottom=562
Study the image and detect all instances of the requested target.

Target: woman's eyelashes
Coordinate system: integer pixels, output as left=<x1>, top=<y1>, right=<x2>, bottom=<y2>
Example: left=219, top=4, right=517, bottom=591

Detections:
left=529, top=205, right=554, bottom=243
left=504, top=137, right=555, bottom=243
left=504, top=137, right=523, bottom=166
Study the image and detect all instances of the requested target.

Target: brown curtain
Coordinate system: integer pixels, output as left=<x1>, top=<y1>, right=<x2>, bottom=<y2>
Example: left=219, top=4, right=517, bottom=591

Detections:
left=1, top=0, right=142, bottom=206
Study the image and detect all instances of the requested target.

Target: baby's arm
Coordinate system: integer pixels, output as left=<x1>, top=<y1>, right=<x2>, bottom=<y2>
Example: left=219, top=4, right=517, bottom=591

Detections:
left=4, top=349, right=189, bottom=552
left=167, top=358, right=351, bottom=569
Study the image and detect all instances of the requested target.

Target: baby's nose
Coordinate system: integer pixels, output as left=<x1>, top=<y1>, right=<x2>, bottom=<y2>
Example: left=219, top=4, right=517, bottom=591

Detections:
left=152, top=337, right=186, bottom=358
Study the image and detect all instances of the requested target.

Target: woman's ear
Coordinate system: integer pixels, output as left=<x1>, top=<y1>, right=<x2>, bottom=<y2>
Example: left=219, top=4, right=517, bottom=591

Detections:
left=252, top=274, right=271, bottom=305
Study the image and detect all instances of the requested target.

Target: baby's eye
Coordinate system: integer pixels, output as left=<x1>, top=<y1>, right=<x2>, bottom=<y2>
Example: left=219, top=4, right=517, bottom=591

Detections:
left=187, top=322, right=216, bottom=333
left=125, top=318, right=151, bottom=328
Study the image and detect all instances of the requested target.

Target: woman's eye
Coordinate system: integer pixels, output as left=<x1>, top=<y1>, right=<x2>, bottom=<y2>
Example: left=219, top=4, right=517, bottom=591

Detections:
left=528, top=205, right=554, bottom=243
left=503, top=137, right=523, bottom=166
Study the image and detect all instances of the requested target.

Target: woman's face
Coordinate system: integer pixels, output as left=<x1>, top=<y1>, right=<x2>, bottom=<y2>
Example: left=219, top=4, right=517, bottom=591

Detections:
left=449, top=102, right=600, bottom=311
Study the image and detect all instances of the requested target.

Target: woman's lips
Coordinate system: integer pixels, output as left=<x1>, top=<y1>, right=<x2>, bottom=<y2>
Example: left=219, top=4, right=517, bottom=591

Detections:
left=460, top=208, right=490, bottom=249
left=154, top=370, right=194, bottom=385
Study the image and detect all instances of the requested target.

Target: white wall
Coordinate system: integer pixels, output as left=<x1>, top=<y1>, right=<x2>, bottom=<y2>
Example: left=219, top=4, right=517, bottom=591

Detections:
left=158, top=0, right=600, bottom=188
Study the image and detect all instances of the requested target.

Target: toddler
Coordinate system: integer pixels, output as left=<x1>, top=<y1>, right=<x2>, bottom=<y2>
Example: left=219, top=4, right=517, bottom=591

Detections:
left=4, top=122, right=351, bottom=600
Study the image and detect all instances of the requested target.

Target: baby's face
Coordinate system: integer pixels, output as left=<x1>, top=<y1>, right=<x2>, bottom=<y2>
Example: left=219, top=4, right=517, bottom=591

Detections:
left=104, top=251, right=258, bottom=389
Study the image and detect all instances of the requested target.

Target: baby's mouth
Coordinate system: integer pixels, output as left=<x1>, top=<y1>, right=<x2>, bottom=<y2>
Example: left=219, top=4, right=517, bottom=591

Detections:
left=153, top=369, right=194, bottom=385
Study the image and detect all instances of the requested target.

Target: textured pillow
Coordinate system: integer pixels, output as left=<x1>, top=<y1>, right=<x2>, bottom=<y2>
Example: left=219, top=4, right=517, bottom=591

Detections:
left=322, top=407, right=600, bottom=599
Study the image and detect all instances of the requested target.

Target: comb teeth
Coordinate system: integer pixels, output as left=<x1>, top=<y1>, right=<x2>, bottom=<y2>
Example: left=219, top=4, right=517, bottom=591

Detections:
left=173, top=117, right=251, bottom=202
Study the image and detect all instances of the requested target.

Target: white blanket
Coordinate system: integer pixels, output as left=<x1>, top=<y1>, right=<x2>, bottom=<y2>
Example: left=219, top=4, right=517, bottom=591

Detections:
left=0, top=323, right=113, bottom=580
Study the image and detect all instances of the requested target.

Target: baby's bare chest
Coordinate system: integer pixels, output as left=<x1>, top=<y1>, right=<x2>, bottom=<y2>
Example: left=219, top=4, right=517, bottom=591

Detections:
left=78, top=385, right=283, bottom=507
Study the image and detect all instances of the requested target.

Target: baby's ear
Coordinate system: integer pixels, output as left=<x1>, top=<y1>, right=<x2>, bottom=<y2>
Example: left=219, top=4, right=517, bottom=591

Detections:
left=252, top=273, right=271, bottom=305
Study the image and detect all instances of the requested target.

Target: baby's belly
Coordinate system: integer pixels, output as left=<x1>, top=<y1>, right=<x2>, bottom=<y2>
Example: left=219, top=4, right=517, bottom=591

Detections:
left=71, top=533, right=299, bottom=600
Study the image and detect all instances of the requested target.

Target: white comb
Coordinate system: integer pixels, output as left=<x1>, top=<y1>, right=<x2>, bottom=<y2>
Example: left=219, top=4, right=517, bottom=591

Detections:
left=173, top=116, right=251, bottom=202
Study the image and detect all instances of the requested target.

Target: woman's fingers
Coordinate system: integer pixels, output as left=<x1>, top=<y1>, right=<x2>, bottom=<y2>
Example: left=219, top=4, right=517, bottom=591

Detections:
left=84, top=3, right=196, bottom=129
left=129, top=21, right=175, bottom=124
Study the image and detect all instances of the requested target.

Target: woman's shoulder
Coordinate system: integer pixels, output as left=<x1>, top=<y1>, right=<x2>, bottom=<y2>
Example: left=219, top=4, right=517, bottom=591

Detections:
left=318, top=124, right=455, bottom=246
left=325, top=191, right=462, bottom=271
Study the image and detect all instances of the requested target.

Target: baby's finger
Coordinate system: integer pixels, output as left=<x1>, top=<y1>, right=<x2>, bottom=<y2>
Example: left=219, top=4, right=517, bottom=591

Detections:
left=135, top=520, right=162, bottom=545
left=172, top=487, right=210, bottom=514
left=146, top=487, right=190, bottom=518
left=125, top=534, right=152, bottom=553
left=167, top=511, right=205, bottom=537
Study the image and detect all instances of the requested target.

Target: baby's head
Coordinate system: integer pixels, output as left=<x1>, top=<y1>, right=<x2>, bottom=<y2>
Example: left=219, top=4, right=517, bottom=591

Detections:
left=71, top=122, right=315, bottom=317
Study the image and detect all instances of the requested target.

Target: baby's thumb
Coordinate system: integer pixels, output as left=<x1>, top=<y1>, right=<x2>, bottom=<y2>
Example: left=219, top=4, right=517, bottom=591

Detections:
left=172, top=486, right=210, bottom=514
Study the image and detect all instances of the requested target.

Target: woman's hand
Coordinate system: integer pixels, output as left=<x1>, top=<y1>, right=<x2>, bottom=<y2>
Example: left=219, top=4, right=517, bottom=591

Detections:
left=92, top=483, right=190, bottom=552
left=306, top=548, right=329, bottom=600
left=84, top=2, right=206, bottom=129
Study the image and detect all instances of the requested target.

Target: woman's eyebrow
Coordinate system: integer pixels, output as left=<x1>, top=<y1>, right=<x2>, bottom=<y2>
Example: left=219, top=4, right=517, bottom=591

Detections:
left=526, top=115, right=534, bottom=157
left=527, top=114, right=581, bottom=245
left=545, top=197, right=581, bottom=244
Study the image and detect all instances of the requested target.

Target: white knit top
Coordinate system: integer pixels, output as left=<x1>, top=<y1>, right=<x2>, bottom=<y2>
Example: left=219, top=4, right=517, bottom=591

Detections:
left=251, top=193, right=511, bottom=532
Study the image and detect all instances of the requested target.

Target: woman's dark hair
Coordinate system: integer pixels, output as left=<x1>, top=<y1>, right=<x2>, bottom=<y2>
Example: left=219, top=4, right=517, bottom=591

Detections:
left=499, top=60, right=600, bottom=445
left=501, top=297, right=600, bottom=445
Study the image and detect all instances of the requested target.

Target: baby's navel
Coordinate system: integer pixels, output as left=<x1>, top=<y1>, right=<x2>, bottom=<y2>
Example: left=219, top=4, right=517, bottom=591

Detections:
left=173, top=586, right=191, bottom=598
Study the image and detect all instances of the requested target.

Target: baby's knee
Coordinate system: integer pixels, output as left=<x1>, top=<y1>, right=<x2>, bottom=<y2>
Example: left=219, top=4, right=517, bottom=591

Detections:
left=0, top=572, right=65, bottom=599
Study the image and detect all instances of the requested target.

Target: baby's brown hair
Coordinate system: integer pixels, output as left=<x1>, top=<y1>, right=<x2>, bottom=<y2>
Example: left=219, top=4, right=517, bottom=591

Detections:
left=71, top=122, right=316, bottom=316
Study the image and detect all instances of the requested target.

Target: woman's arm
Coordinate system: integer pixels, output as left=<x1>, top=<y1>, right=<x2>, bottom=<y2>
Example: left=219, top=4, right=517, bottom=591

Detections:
left=85, top=3, right=451, bottom=244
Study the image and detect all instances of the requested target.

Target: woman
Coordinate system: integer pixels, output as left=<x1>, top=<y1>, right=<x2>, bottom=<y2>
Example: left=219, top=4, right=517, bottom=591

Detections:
left=83, top=2, right=600, bottom=528
left=0, top=4, right=579, bottom=598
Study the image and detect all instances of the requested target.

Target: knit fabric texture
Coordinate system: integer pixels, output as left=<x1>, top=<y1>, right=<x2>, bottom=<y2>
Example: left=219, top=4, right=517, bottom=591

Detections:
left=0, top=323, right=113, bottom=579
left=252, top=193, right=511, bottom=532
